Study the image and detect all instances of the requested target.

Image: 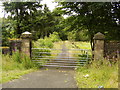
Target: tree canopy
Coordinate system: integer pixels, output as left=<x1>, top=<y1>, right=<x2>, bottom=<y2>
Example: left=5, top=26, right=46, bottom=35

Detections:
left=57, top=2, right=120, bottom=49
left=2, top=1, right=120, bottom=47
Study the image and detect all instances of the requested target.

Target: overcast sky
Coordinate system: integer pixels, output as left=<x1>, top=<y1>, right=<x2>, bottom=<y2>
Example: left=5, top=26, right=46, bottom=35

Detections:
left=0, top=0, right=58, bottom=18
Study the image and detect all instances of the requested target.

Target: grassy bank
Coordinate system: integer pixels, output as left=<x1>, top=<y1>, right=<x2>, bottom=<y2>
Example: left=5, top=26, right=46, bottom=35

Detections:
left=75, top=60, right=118, bottom=88
left=71, top=41, right=91, bottom=49
left=73, top=41, right=118, bottom=88
left=1, top=52, right=39, bottom=83
left=74, top=42, right=118, bottom=88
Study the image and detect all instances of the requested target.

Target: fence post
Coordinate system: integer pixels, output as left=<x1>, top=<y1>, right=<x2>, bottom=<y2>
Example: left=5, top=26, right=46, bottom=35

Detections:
left=93, top=32, right=105, bottom=60
left=21, top=31, right=32, bottom=58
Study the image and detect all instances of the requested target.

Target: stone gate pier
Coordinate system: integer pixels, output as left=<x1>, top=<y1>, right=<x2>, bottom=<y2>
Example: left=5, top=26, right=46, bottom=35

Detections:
left=93, top=32, right=105, bottom=60
left=21, top=31, right=32, bottom=57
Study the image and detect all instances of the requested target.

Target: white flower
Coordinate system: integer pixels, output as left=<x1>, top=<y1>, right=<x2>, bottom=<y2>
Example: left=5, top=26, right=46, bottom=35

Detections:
left=98, top=86, right=104, bottom=88
left=83, top=74, right=89, bottom=78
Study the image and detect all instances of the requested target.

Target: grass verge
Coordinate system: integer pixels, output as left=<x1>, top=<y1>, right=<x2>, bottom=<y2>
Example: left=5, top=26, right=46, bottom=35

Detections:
left=72, top=41, right=118, bottom=88
left=75, top=60, right=118, bottom=88
left=1, top=52, right=39, bottom=84
left=2, top=69, right=36, bottom=83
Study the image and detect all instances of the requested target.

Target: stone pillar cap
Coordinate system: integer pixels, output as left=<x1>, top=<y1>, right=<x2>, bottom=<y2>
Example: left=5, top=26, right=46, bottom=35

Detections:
left=21, top=31, right=32, bottom=38
left=22, top=31, right=32, bottom=35
left=93, top=32, right=105, bottom=40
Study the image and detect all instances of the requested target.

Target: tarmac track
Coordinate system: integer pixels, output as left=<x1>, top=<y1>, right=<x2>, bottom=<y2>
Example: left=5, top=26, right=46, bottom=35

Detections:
left=2, top=42, right=78, bottom=88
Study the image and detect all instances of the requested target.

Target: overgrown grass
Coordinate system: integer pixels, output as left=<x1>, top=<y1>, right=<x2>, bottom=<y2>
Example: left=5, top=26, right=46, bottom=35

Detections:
left=1, top=52, right=40, bottom=83
left=73, top=41, right=118, bottom=88
left=66, top=41, right=92, bottom=64
left=71, top=41, right=91, bottom=49
left=75, top=60, right=118, bottom=88
left=2, top=69, right=36, bottom=83
left=51, top=41, right=63, bottom=56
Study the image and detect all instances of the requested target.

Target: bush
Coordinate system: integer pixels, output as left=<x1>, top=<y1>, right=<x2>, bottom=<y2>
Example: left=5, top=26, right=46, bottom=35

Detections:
left=49, top=32, right=61, bottom=42
left=67, top=31, right=76, bottom=41
left=33, top=32, right=61, bottom=48
left=33, top=37, right=53, bottom=48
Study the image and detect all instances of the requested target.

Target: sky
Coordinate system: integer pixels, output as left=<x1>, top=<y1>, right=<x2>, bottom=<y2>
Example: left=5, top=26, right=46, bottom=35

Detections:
left=0, top=0, right=58, bottom=18
left=41, top=0, right=58, bottom=11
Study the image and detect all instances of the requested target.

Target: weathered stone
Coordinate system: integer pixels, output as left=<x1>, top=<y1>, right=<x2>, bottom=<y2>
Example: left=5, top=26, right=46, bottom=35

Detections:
left=21, top=31, right=32, bottom=57
left=1, top=47, right=10, bottom=54
left=93, top=32, right=105, bottom=40
left=9, top=39, right=22, bottom=55
left=93, top=32, right=105, bottom=60
left=105, top=40, right=120, bottom=59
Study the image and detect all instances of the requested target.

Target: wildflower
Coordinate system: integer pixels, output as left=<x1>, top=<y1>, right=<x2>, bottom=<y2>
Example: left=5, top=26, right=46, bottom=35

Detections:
left=98, top=86, right=104, bottom=88
left=83, top=74, right=89, bottom=78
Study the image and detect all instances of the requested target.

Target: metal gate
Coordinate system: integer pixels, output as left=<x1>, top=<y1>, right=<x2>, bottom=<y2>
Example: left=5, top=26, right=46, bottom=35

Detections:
left=31, top=48, right=92, bottom=68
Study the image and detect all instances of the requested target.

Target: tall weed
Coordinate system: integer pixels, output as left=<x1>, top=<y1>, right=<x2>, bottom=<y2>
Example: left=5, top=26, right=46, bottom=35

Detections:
left=2, top=52, right=39, bottom=71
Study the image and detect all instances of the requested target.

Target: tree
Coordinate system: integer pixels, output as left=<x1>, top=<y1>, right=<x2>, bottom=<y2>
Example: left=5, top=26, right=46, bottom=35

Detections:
left=2, top=18, right=17, bottom=46
left=3, top=2, right=42, bottom=37
left=58, top=2, right=120, bottom=49
left=3, top=2, right=65, bottom=42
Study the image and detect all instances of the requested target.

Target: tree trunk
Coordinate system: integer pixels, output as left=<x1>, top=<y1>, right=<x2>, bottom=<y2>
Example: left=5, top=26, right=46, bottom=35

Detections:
left=16, top=8, right=21, bottom=37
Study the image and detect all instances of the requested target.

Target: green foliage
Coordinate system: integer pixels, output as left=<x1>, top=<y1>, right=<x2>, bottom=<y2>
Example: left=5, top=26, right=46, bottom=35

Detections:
left=3, top=2, right=64, bottom=41
left=75, top=30, right=90, bottom=41
left=3, top=2, right=42, bottom=36
left=71, top=41, right=91, bottom=49
left=49, top=32, right=61, bottom=42
left=67, top=31, right=76, bottom=41
left=2, top=18, right=17, bottom=46
left=67, top=30, right=89, bottom=41
left=58, top=2, right=120, bottom=49
left=12, top=51, right=21, bottom=63
left=33, top=32, right=61, bottom=48
left=33, top=38, right=53, bottom=48
left=1, top=69, right=35, bottom=84
left=2, top=54, right=22, bottom=71
left=1, top=52, right=39, bottom=83
left=2, top=52, right=39, bottom=71
left=21, top=55, right=37, bottom=69
left=75, top=60, right=118, bottom=88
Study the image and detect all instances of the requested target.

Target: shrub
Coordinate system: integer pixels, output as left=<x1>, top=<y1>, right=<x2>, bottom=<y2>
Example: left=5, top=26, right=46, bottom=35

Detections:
left=49, top=32, right=61, bottom=42
left=33, top=37, right=53, bottom=48
left=33, top=32, right=61, bottom=48
left=67, top=31, right=76, bottom=41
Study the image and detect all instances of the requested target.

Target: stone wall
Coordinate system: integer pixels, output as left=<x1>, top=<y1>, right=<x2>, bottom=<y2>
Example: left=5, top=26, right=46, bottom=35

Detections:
left=1, top=47, right=10, bottom=54
left=104, top=41, right=120, bottom=59
left=9, top=39, right=22, bottom=55
left=2, top=31, right=32, bottom=58
left=93, top=32, right=120, bottom=60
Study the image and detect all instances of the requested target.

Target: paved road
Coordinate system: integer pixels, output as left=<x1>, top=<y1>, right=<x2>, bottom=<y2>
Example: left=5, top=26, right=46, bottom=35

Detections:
left=2, top=68, right=77, bottom=88
left=2, top=42, right=78, bottom=88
